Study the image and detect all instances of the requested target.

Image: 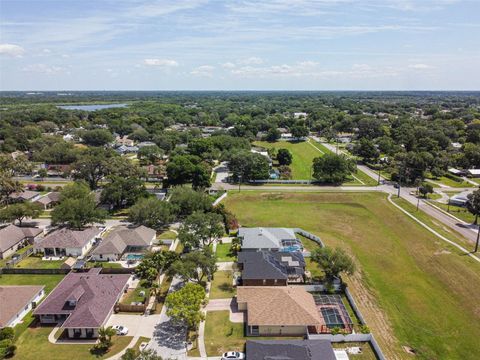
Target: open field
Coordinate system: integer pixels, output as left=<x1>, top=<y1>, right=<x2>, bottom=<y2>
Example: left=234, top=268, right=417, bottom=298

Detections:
left=224, top=191, right=480, bottom=360
left=254, top=140, right=319, bottom=179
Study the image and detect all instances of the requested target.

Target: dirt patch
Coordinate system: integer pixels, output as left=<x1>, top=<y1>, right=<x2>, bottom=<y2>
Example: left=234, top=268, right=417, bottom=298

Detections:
left=433, top=249, right=451, bottom=256
left=346, top=271, right=406, bottom=360
left=402, top=345, right=417, bottom=355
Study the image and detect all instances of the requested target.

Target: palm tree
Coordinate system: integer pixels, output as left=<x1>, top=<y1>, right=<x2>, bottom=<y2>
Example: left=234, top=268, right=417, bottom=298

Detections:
left=98, top=326, right=116, bottom=346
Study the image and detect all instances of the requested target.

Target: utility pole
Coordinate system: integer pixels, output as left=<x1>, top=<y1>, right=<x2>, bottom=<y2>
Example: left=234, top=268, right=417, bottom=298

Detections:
left=475, top=226, right=479, bottom=253
left=238, top=174, right=242, bottom=193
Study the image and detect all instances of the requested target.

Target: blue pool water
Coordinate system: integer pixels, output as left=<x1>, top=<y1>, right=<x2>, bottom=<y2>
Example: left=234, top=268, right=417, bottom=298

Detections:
left=126, top=254, right=144, bottom=261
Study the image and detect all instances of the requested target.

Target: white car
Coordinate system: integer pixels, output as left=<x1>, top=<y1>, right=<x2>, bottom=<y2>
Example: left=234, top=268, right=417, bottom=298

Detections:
left=221, top=351, right=245, bottom=360
left=112, top=325, right=129, bottom=335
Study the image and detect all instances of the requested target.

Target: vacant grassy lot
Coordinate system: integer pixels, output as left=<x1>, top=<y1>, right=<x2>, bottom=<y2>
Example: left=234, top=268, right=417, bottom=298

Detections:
left=204, top=311, right=301, bottom=356
left=14, top=326, right=131, bottom=360
left=254, top=140, right=319, bottom=179
left=225, top=191, right=480, bottom=360
left=215, top=243, right=235, bottom=261
left=210, top=270, right=235, bottom=299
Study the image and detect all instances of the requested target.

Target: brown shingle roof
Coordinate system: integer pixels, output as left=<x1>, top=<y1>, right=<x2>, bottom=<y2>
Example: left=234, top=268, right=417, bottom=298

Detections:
left=9, top=190, right=40, bottom=201
left=34, top=227, right=102, bottom=250
left=237, top=286, right=324, bottom=327
left=92, top=225, right=155, bottom=255
left=33, top=269, right=129, bottom=328
left=0, top=285, right=44, bottom=327
left=0, top=224, right=42, bottom=253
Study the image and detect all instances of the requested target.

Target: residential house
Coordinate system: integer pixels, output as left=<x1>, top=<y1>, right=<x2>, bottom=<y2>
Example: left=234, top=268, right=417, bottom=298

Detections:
left=237, top=286, right=324, bottom=336
left=34, top=227, right=103, bottom=257
left=45, top=164, right=71, bottom=177
left=293, top=112, right=308, bottom=119
left=448, top=168, right=467, bottom=176
left=143, top=164, right=166, bottom=182
left=90, top=225, right=156, bottom=262
left=0, top=286, right=45, bottom=328
left=246, top=340, right=336, bottom=360
left=33, top=268, right=129, bottom=339
left=8, top=190, right=42, bottom=203
left=115, top=145, right=139, bottom=155
left=136, top=141, right=157, bottom=148
left=35, top=191, right=61, bottom=210
left=468, top=169, right=480, bottom=178
left=251, top=149, right=272, bottom=165
left=0, top=224, right=43, bottom=259
left=238, top=227, right=303, bottom=252
left=115, top=135, right=135, bottom=147
left=237, top=251, right=305, bottom=286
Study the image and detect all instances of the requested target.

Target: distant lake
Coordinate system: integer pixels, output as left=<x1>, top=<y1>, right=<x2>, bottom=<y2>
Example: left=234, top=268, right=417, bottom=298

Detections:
left=57, top=103, right=128, bottom=111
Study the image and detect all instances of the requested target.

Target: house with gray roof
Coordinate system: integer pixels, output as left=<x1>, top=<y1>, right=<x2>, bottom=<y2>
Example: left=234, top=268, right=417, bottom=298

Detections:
left=0, top=285, right=45, bottom=328
left=237, top=251, right=305, bottom=286
left=33, top=268, right=129, bottom=339
left=34, top=191, right=61, bottom=209
left=90, top=225, right=156, bottom=262
left=238, top=227, right=303, bottom=252
left=34, top=227, right=103, bottom=258
left=0, top=224, right=43, bottom=259
left=246, top=339, right=336, bottom=360
left=8, top=190, right=42, bottom=203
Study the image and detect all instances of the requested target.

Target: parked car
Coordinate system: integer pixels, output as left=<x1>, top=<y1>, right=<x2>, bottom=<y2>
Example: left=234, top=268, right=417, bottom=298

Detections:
left=222, top=351, right=245, bottom=360
left=112, top=325, right=129, bottom=335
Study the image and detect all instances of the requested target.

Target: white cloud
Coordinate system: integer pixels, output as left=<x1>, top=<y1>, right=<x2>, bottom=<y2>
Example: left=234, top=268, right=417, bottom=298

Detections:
left=22, top=63, right=65, bottom=74
left=238, top=56, right=264, bottom=65
left=221, top=62, right=236, bottom=69
left=190, top=65, right=215, bottom=76
left=0, top=43, right=25, bottom=57
left=408, top=63, right=432, bottom=69
left=143, top=58, right=179, bottom=67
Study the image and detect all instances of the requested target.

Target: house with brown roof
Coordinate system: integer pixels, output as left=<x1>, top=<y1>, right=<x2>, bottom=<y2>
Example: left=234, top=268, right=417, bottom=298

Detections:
left=34, top=191, right=61, bottom=210
left=33, top=268, right=129, bottom=339
left=0, top=285, right=45, bottom=328
left=34, top=227, right=103, bottom=258
left=8, top=190, right=42, bottom=203
left=90, top=225, right=156, bottom=262
left=236, top=286, right=324, bottom=336
left=0, top=224, right=43, bottom=259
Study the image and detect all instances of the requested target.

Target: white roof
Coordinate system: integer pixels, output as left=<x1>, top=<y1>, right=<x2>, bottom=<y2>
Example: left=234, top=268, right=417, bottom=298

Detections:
left=238, top=227, right=297, bottom=250
left=468, top=169, right=480, bottom=175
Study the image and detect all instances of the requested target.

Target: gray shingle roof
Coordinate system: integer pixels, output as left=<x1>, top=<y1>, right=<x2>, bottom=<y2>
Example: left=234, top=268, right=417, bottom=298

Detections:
left=91, top=225, right=155, bottom=255
left=238, top=251, right=305, bottom=280
left=238, top=227, right=297, bottom=250
left=0, top=224, right=42, bottom=252
left=33, top=269, right=129, bottom=328
left=34, top=227, right=102, bottom=250
left=246, top=340, right=336, bottom=360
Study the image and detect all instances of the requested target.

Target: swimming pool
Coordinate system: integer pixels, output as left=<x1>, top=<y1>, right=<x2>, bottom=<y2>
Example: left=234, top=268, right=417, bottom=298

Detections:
left=126, top=254, right=144, bottom=261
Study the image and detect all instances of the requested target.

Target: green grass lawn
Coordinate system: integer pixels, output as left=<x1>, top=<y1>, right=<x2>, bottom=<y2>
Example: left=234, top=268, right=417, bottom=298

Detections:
left=225, top=191, right=480, bottom=360
left=204, top=311, right=301, bottom=356
left=430, top=201, right=475, bottom=223
left=87, top=261, right=123, bottom=269
left=215, top=243, right=235, bottom=261
left=254, top=140, right=319, bottom=179
left=14, top=326, right=132, bottom=360
left=431, top=176, right=473, bottom=188
left=0, top=274, right=64, bottom=293
left=332, top=342, right=378, bottom=360
left=209, top=270, right=235, bottom=299
left=15, top=255, right=64, bottom=269
left=157, top=230, right=177, bottom=240
left=121, top=281, right=150, bottom=305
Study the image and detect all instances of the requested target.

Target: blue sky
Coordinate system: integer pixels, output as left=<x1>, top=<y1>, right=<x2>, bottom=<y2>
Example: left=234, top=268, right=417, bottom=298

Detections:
left=0, top=0, right=479, bottom=90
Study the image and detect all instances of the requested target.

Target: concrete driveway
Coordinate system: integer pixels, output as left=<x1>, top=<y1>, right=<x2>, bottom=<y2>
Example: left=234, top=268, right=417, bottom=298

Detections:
left=107, top=313, right=162, bottom=338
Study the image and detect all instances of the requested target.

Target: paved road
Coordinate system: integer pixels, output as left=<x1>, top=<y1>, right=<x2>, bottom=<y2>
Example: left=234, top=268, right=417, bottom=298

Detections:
left=147, top=276, right=188, bottom=360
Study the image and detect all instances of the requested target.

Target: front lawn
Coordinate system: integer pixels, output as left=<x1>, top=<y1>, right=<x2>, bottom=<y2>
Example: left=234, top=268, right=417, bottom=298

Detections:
left=14, top=326, right=132, bottom=360
left=209, top=271, right=235, bottom=299
left=215, top=243, right=235, bottom=261
left=225, top=191, right=480, bottom=360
